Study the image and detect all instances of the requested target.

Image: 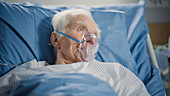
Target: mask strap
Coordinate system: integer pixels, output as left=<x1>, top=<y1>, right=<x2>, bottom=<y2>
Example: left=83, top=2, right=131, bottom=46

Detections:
left=55, top=31, right=84, bottom=43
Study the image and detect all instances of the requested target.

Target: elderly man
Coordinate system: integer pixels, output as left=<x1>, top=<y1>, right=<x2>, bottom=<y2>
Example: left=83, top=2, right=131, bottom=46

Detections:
left=0, top=9, right=150, bottom=96
left=51, top=9, right=100, bottom=64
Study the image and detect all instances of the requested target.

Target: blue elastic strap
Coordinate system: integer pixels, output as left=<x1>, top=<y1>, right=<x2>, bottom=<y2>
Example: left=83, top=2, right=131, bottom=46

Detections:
left=55, top=31, right=84, bottom=43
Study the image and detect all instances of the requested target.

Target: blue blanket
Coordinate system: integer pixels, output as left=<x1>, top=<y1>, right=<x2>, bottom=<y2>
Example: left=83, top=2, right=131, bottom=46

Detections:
left=10, top=73, right=117, bottom=96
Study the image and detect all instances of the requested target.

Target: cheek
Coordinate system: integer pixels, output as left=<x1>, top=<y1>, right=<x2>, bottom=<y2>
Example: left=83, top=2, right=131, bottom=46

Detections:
left=73, top=33, right=84, bottom=41
left=71, top=42, right=80, bottom=58
left=73, top=43, right=80, bottom=54
left=61, top=38, right=80, bottom=59
left=67, top=31, right=84, bottom=41
left=60, top=38, right=71, bottom=55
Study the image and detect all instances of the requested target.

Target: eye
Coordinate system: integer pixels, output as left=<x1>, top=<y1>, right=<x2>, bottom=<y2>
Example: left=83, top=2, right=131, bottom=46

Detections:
left=77, top=27, right=84, bottom=32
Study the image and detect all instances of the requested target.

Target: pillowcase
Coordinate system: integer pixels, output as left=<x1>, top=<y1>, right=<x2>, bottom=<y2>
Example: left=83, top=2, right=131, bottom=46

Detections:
left=91, top=10, right=137, bottom=75
left=0, top=1, right=137, bottom=77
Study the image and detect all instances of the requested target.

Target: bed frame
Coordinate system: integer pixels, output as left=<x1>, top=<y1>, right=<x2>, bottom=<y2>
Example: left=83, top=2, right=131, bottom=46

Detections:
left=147, top=34, right=159, bottom=69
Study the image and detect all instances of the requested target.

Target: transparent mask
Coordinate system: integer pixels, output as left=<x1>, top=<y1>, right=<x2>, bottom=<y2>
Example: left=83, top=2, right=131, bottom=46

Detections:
left=79, top=32, right=99, bottom=62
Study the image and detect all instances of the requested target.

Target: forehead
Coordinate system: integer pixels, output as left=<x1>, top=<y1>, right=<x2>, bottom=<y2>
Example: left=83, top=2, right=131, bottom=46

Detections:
left=71, top=15, right=97, bottom=32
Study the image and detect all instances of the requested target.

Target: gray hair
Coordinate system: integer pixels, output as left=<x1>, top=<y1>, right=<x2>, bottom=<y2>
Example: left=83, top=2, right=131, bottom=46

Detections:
left=52, top=9, right=91, bottom=33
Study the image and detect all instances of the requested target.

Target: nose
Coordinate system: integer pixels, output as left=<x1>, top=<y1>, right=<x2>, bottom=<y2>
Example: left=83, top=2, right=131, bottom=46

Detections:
left=86, top=34, right=96, bottom=40
left=85, top=34, right=96, bottom=45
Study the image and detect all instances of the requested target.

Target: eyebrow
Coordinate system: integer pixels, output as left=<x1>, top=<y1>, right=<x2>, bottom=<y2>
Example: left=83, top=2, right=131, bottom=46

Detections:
left=76, top=21, right=88, bottom=29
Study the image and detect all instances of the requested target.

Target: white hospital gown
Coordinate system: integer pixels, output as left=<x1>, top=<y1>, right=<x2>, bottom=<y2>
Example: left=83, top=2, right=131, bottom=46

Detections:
left=0, top=59, right=150, bottom=96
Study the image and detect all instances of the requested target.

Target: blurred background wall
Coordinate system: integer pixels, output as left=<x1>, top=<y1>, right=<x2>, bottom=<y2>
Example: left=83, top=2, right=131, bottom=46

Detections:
left=145, top=0, right=170, bottom=45
left=2, top=0, right=138, bottom=5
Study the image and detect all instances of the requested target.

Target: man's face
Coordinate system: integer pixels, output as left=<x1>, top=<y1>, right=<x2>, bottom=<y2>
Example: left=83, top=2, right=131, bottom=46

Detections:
left=59, top=15, right=99, bottom=63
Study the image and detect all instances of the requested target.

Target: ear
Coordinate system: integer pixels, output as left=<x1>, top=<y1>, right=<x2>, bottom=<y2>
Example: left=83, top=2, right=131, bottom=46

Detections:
left=50, top=32, right=61, bottom=49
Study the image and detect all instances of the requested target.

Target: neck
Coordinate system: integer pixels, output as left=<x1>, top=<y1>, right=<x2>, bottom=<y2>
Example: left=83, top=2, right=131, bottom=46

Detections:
left=55, top=50, right=74, bottom=64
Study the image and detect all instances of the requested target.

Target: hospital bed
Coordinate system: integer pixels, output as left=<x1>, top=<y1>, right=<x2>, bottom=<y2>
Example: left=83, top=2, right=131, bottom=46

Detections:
left=0, top=0, right=165, bottom=95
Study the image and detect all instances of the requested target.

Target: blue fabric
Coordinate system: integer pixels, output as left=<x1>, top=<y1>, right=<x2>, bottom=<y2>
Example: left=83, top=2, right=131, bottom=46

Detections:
left=155, top=49, right=169, bottom=82
left=0, top=1, right=56, bottom=76
left=10, top=73, right=117, bottom=96
left=145, top=64, right=166, bottom=96
left=91, top=10, right=137, bottom=75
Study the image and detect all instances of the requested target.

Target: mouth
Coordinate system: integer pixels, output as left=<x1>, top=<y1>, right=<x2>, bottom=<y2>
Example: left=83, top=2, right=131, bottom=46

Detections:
left=86, top=40, right=94, bottom=45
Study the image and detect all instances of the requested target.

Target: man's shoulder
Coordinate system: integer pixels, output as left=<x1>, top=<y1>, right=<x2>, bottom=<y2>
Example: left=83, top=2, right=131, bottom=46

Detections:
left=92, top=59, right=125, bottom=68
left=21, top=59, right=49, bottom=68
left=91, top=60, right=136, bottom=77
